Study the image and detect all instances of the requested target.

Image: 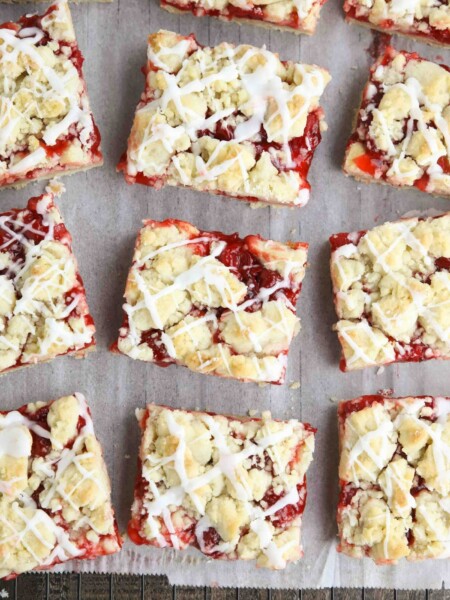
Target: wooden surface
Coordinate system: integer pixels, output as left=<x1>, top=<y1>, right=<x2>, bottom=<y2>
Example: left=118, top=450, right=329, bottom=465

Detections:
left=0, top=576, right=445, bottom=599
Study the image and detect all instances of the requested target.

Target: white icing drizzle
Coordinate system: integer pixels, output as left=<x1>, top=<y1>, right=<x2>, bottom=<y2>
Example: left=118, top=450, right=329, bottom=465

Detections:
left=120, top=225, right=305, bottom=383
left=0, top=394, right=115, bottom=576
left=0, top=0, right=95, bottom=176
left=127, top=33, right=328, bottom=204
left=0, top=427, right=32, bottom=459
left=139, top=408, right=312, bottom=568
left=0, top=192, right=94, bottom=371
left=331, top=215, right=450, bottom=369
left=358, top=51, right=450, bottom=191
left=342, top=397, right=450, bottom=559
left=344, top=403, right=396, bottom=484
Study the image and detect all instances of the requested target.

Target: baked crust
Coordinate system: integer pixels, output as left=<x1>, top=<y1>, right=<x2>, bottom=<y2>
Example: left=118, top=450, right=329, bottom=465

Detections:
left=117, top=30, right=330, bottom=208
left=112, top=219, right=308, bottom=384
left=0, top=394, right=121, bottom=579
left=344, top=0, right=450, bottom=48
left=128, top=404, right=315, bottom=569
left=0, top=0, right=103, bottom=189
left=330, top=212, right=450, bottom=371
left=338, top=395, right=450, bottom=563
left=0, top=185, right=96, bottom=375
left=344, top=47, right=450, bottom=198
left=160, top=0, right=326, bottom=35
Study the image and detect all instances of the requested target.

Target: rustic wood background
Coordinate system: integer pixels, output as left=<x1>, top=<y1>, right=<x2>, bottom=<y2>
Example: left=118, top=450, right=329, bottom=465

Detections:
left=0, top=576, right=445, bottom=599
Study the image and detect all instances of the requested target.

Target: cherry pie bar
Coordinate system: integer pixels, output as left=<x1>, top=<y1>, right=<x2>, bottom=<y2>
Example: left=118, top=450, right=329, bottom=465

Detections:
left=160, top=0, right=327, bottom=35
left=344, top=48, right=450, bottom=198
left=112, top=219, right=308, bottom=384
left=118, top=30, right=330, bottom=208
left=330, top=212, right=450, bottom=371
left=0, top=0, right=103, bottom=189
left=344, top=0, right=450, bottom=47
left=128, top=404, right=315, bottom=569
left=0, top=187, right=95, bottom=375
left=0, top=393, right=121, bottom=579
left=338, top=394, right=450, bottom=563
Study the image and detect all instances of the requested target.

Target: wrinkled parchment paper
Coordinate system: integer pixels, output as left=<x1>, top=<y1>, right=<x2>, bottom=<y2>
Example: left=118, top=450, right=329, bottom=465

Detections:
left=1, top=0, right=450, bottom=587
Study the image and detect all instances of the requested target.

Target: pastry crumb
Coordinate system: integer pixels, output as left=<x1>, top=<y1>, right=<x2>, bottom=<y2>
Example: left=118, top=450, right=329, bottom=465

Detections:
left=45, top=179, right=65, bottom=197
left=289, top=381, right=301, bottom=390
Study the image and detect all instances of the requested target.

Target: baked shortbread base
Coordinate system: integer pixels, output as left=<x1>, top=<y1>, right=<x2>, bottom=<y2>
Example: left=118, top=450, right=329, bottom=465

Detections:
left=0, top=0, right=103, bottom=189
left=128, top=404, right=315, bottom=569
left=338, top=395, right=450, bottom=563
left=344, top=47, right=450, bottom=198
left=161, top=0, right=324, bottom=35
left=0, top=187, right=96, bottom=375
left=0, top=393, right=121, bottom=579
left=118, top=30, right=330, bottom=208
left=112, top=218, right=308, bottom=384
left=329, top=212, right=450, bottom=371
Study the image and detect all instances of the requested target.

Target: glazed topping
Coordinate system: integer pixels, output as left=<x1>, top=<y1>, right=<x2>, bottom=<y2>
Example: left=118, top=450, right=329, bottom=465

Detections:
left=162, top=0, right=320, bottom=33
left=0, top=0, right=100, bottom=183
left=345, top=49, right=450, bottom=196
left=130, top=406, right=315, bottom=569
left=116, top=219, right=307, bottom=384
left=344, top=0, right=450, bottom=44
left=338, top=395, right=450, bottom=563
left=330, top=213, right=450, bottom=371
left=0, top=394, right=120, bottom=578
left=0, top=189, right=95, bottom=374
left=123, top=30, right=330, bottom=206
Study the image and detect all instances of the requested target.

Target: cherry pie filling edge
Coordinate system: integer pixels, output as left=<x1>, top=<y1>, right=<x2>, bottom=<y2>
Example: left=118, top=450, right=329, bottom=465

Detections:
left=344, top=47, right=450, bottom=194
left=128, top=404, right=316, bottom=566
left=0, top=2, right=103, bottom=188
left=117, top=33, right=326, bottom=206
left=329, top=217, right=450, bottom=372
left=337, top=394, right=450, bottom=562
left=111, top=218, right=307, bottom=384
left=0, top=193, right=96, bottom=374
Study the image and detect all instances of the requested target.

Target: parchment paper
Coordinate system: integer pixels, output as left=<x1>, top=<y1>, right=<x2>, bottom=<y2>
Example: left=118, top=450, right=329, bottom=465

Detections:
left=1, top=0, right=450, bottom=588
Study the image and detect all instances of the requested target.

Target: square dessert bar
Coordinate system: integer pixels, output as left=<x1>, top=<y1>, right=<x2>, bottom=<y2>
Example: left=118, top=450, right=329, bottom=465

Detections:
left=0, top=188, right=95, bottom=375
left=118, top=30, right=330, bottom=208
left=161, top=0, right=327, bottom=35
left=0, top=393, right=121, bottom=579
left=338, top=395, right=450, bottom=563
left=344, top=0, right=450, bottom=47
left=128, top=405, right=315, bottom=569
left=0, top=0, right=103, bottom=189
left=112, top=219, right=308, bottom=384
left=330, top=212, right=450, bottom=371
left=344, top=48, right=450, bottom=198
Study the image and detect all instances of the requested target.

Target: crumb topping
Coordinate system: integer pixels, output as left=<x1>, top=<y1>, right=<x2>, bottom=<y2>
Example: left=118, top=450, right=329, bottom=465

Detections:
left=344, top=48, right=450, bottom=197
left=344, top=0, right=450, bottom=46
left=0, top=394, right=121, bottom=578
left=0, top=191, right=95, bottom=374
left=338, top=395, right=450, bottom=563
left=330, top=212, right=450, bottom=371
left=120, top=30, right=330, bottom=207
left=128, top=405, right=315, bottom=569
left=0, top=0, right=102, bottom=187
left=114, top=219, right=307, bottom=384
